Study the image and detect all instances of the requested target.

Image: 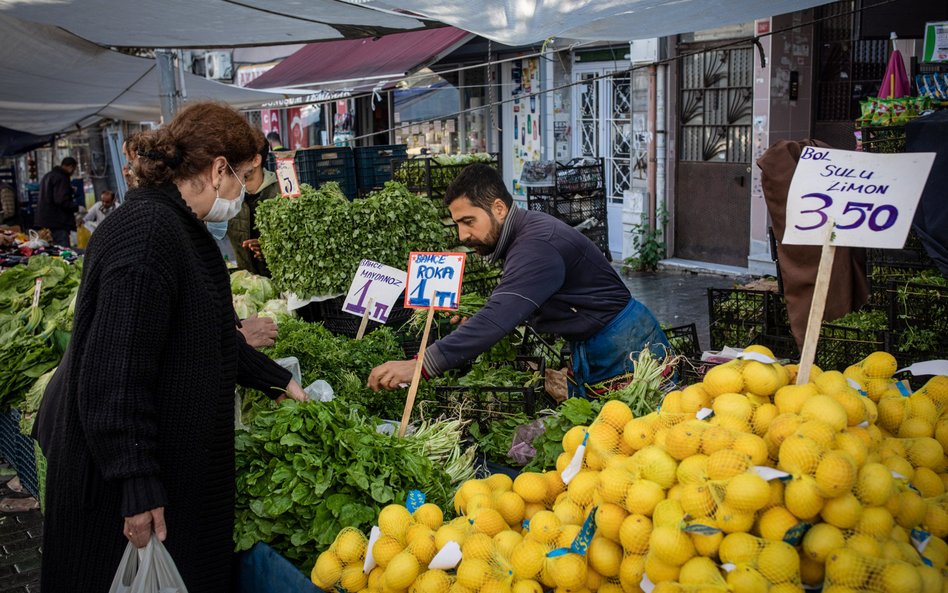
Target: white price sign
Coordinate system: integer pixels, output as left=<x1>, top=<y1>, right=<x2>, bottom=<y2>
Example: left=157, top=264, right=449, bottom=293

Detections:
left=342, top=260, right=407, bottom=324
left=275, top=156, right=301, bottom=198
left=783, top=147, right=935, bottom=248
left=404, top=252, right=466, bottom=310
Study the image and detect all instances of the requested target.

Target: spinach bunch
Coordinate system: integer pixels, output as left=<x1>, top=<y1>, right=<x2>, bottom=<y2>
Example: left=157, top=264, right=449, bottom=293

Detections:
left=523, top=398, right=602, bottom=472
left=256, top=182, right=453, bottom=298
left=234, top=400, right=453, bottom=568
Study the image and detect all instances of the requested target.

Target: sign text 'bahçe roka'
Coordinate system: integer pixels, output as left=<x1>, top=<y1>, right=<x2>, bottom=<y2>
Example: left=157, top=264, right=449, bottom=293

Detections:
left=404, top=252, right=466, bottom=310
left=782, top=147, right=935, bottom=249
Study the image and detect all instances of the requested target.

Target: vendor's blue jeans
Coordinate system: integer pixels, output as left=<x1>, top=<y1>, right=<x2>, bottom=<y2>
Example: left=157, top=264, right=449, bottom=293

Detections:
left=569, top=298, right=670, bottom=398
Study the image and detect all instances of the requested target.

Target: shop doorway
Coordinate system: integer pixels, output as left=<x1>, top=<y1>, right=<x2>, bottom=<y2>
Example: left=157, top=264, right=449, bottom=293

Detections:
left=674, top=43, right=753, bottom=267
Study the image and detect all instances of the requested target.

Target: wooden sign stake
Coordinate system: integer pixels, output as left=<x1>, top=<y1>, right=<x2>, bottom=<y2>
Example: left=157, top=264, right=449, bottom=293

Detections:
left=796, top=223, right=836, bottom=385
left=398, top=303, right=435, bottom=437
left=355, top=298, right=375, bottom=341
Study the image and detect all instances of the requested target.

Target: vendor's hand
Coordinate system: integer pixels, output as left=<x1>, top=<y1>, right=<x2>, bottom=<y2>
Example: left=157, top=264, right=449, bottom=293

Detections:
left=368, top=360, right=417, bottom=391
left=276, top=378, right=308, bottom=403
left=242, top=239, right=264, bottom=260
left=124, top=507, right=166, bottom=549
left=238, top=315, right=277, bottom=348
left=449, top=315, right=471, bottom=325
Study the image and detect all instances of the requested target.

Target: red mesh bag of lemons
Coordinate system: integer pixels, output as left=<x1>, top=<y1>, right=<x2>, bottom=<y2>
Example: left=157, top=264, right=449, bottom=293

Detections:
left=312, top=527, right=370, bottom=591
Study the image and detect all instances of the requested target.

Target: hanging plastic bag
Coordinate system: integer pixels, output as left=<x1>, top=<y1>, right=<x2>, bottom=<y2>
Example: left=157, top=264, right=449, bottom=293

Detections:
left=109, top=534, right=189, bottom=593
left=508, top=417, right=547, bottom=465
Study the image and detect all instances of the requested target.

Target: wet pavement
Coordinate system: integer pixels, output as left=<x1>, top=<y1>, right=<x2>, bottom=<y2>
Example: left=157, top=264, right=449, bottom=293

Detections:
left=618, top=266, right=751, bottom=353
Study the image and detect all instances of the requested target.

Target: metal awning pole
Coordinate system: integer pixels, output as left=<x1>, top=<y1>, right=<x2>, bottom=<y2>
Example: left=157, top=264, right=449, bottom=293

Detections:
left=156, top=49, right=178, bottom=123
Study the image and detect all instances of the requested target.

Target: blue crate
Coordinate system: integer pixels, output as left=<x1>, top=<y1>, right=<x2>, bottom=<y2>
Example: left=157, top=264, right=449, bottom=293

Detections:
left=355, top=144, right=408, bottom=193
left=0, top=409, right=39, bottom=498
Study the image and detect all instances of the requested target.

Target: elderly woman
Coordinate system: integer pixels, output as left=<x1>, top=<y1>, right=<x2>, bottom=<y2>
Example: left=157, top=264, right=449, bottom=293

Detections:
left=37, top=102, right=306, bottom=592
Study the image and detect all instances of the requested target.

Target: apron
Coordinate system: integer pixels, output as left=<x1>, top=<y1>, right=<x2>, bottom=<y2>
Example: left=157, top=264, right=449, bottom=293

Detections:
left=569, top=298, right=670, bottom=398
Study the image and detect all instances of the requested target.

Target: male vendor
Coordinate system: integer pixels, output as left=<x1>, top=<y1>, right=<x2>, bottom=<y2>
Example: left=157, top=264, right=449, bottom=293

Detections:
left=368, top=164, right=669, bottom=396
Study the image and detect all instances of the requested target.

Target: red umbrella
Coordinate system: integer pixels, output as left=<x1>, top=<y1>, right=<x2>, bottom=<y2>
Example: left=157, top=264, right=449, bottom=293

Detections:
left=878, top=33, right=911, bottom=99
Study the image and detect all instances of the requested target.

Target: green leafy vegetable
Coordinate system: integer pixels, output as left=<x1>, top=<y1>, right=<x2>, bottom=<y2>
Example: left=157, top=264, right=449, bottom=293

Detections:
left=524, top=398, right=602, bottom=472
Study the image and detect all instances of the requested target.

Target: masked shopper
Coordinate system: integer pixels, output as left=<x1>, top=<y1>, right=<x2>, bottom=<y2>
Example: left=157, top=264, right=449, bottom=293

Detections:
left=36, top=101, right=307, bottom=593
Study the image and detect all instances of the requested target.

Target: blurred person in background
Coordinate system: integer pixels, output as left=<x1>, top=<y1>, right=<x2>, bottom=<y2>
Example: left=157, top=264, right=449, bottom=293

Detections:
left=35, top=156, right=78, bottom=246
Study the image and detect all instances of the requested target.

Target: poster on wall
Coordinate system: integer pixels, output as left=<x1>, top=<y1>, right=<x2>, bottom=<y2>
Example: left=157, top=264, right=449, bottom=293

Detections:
left=287, top=107, right=308, bottom=150
left=511, top=58, right=542, bottom=197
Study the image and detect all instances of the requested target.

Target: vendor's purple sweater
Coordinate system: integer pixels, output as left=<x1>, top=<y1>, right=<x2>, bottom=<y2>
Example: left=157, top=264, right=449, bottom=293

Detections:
left=423, top=206, right=630, bottom=376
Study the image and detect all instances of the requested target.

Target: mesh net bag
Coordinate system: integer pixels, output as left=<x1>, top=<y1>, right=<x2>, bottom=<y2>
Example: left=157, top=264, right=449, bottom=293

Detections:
left=719, top=534, right=803, bottom=589
left=824, top=548, right=929, bottom=593
left=313, top=527, right=371, bottom=590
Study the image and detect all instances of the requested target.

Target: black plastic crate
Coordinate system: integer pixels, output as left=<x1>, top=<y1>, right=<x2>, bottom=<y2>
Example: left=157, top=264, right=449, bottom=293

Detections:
left=814, top=324, right=887, bottom=371
left=462, top=254, right=504, bottom=296
left=527, top=191, right=607, bottom=228
left=394, top=155, right=501, bottom=201
left=749, top=333, right=800, bottom=361
left=860, top=125, right=906, bottom=154
left=520, top=326, right=570, bottom=370
left=268, top=147, right=358, bottom=200
left=525, top=158, right=606, bottom=196
left=886, top=280, right=948, bottom=361
left=580, top=226, right=611, bottom=261
left=354, top=144, right=408, bottom=193
left=664, top=323, right=701, bottom=358
left=427, top=357, right=548, bottom=431
left=0, top=409, right=38, bottom=499
left=708, top=288, right=769, bottom=351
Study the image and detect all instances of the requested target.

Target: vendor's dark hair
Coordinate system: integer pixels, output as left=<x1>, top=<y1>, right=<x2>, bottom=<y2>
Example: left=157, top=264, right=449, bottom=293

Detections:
left=444, top=163, right=512, bottom=211
left=61, top=157, right=77, bottom=167
left=253, top=128, right=270, bottom=162
left=133, top=102, right=259, bottom=187
left=266, top=131, right=282, bottom=143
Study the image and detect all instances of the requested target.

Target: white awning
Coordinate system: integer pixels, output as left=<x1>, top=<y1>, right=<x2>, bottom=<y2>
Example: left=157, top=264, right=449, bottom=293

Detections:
left=0, top=0, right=426, bottom=48
left=0, top=15, right=292, bottom=135
left=357, top=0, right=834, bottom=45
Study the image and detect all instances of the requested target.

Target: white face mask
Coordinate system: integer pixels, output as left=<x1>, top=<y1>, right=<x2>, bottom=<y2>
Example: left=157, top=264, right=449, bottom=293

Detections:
left=203, top=162, right=246, bottom=223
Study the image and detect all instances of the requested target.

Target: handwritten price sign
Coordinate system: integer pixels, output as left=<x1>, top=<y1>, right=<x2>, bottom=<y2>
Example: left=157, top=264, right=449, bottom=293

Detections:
left=342, top=260, right=407, bottom=324
left=405, top=252, right=466, bottom=310
left=275, top=157, right=301, bottom=198
left=783, top=147, right=935, bottom=249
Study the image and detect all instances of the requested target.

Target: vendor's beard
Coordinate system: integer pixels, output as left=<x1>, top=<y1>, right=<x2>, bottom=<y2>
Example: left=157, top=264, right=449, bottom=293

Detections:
left=463, top=215, right=503, bottom=256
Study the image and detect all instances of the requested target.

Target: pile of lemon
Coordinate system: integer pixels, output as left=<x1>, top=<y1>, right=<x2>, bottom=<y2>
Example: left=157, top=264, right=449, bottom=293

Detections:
left=311, top=349, right=948, bottom=593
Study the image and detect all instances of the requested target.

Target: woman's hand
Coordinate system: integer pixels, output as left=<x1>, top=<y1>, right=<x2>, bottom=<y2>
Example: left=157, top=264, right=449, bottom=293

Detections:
left=124, top=507, right=166, bottom=548
left=276, top=378, right=308, bottom=403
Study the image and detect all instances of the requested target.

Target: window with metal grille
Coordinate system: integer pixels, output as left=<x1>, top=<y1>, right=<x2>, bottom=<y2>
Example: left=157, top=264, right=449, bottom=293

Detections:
left=679, top=46, right=753, bottom=162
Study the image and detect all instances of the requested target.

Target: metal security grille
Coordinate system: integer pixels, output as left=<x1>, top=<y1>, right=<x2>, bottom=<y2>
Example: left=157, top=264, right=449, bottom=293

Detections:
left=679, top=46, right=753, bottom=162
left=815, top=0, right=889, bottom=122
left=577, top=73, right=599, bottom=157
left=606, top=72, right=633, bottom=198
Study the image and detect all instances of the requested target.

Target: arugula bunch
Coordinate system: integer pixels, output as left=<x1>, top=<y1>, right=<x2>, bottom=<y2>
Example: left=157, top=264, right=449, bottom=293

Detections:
left=256, top=182, right=453, bottom=298
left=234, top=400, right=453, bottom=568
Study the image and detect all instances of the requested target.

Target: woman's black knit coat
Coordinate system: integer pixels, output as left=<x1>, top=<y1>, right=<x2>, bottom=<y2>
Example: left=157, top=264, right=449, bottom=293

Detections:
left=37, top=184, right=291, bottom=591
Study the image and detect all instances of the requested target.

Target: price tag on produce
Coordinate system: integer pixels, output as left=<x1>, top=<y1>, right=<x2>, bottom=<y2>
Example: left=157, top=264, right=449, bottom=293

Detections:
left=275, top=156, right=301, bottom=198
left=782, top=147, right=935, bottom=248
left=342, top=260, right=407, bottom=324
left=404, top=252, right=466, bottom=310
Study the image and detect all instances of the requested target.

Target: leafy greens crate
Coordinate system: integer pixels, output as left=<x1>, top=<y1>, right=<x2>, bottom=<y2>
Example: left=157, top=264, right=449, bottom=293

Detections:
left=520, top=326, right=570, bottom=370
left=393, top=154, right=500, bottom=201
left=708, top=288, right=770, bottom=351
left=664, top=323, right=701, bottom=358
left=886, top=280, right=948, bottom=362
left=427, top=357, right=549, bottom=430
left=0, top=408, right=38, bottom=498
left=814, top=324, right=887, bottom=372
left=354, top=144, right=408, bottom=194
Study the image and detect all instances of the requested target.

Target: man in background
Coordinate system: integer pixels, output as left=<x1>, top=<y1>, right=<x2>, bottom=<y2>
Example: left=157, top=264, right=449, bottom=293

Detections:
left=82, top=190, right=118, bottom=233
left=266, top=131, right=285, bottom=152
left=35, top=157, right=78, bottom=246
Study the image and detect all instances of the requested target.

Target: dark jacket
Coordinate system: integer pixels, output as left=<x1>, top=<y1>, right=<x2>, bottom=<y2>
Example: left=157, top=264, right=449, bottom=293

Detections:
left=424, top=206, right=630, bottom=376
left=35, top=166, right=77, bottom=229
left=37, top=184, right=291, bottom=593
left=227, top=169, right=279, bottom=276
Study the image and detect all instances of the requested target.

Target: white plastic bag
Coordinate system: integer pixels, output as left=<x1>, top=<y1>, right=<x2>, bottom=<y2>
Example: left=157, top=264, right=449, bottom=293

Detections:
left=109, top=534, right=189, bottom=593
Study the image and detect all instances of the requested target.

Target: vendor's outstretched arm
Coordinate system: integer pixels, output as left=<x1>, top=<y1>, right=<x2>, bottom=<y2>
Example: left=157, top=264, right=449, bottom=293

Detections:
left=423, top=241, right=566, bottom=377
